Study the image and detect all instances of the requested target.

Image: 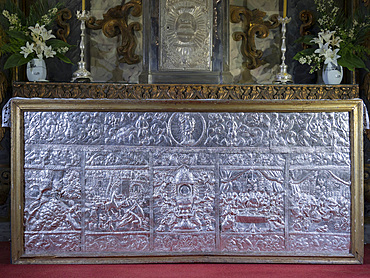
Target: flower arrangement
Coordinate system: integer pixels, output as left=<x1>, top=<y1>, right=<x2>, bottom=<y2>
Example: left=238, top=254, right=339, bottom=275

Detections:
left=294, top=0, right=370, bottom=73
left=0, top=0, right=72, bottom=69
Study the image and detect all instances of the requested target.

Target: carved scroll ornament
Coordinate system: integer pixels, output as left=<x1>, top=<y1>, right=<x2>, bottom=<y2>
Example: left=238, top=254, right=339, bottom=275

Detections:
left=230, top=6, right=279, bottom=70
left=56, top=8, right=72, bottom=43
left=299, top=10, right=314, bottom=49
left=86, top=0, right=142, bottom=65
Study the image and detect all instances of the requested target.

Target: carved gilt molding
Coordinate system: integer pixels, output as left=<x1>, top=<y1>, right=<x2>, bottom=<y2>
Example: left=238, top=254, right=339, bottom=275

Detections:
left=56, top=8, right=72, bottom=43
left=299, top=10, right=314, bottom=49
left=230, top=5, right=279, bottom=70
left=12, top=82, right=359, bottom=101
left=86, top=0, right=142, bottom=65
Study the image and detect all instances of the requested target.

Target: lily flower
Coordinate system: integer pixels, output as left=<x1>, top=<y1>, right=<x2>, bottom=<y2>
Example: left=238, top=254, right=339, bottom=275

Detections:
left=318, top=30, right=336, bottom=43
left=20, top=41, right=34, bottom=58
left=40, top=29, right=55, bottom=41
left=323, top=48, right=341, bottom=65
left=314, top=42, right=330, bottom=57
left=28, top=23, right=44, bottom=36
left=331, top=36, right=342, bottom=48
left=43, top=45, right=56, bottom=58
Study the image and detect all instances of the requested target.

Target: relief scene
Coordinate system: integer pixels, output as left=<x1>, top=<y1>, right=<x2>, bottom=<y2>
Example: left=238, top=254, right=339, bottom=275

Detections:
left=23, top=111, right=351, bottom=255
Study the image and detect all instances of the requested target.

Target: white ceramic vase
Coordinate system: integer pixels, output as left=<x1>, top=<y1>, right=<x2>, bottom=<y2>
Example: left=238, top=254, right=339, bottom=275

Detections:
left=26, top=58, right=47, bottom=82
left=322, top=62, right=343, bottom=85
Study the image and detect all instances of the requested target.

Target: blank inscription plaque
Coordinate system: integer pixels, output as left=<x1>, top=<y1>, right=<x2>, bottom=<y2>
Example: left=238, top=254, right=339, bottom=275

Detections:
left=11, top=99, right=364, bottom=264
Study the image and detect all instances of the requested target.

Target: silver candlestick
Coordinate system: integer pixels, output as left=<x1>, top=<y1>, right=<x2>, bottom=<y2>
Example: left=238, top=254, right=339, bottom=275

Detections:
left=275, top=16, right=293, bottom=84
left=72, top=10, right=93, bottom=82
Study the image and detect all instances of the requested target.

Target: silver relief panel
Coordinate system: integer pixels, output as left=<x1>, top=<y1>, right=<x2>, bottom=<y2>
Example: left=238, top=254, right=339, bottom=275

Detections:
left=159, top=0, right=213, bottom=71
left=23, top=111, right=351, bottom=255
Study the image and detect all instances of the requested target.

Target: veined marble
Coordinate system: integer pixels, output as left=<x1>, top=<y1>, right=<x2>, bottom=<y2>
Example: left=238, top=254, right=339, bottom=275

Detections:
left=89, top=0, right=280, bottom=83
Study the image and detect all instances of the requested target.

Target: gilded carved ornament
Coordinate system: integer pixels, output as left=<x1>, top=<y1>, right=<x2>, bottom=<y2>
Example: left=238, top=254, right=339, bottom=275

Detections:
left=56, top=8, right=72, bottom=43
left=299, top=10, right=314, bottom=49
left=86, top=0, right=142, bottom=65
left=230, top=5, right=279, bottom=70
left=12, top=82, right=359, bottom=101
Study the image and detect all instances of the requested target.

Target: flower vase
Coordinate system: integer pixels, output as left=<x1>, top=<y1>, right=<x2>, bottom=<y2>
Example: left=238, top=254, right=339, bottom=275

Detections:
left=322, top=62, right=343, bottom=85
left=26, top=58, right=47, bottom=82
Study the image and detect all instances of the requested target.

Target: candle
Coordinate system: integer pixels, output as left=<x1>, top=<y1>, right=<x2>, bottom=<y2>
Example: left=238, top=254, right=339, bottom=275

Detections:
left=283, top=0, right=287, bottom=18
left=82, top=0, right=85, bottom=10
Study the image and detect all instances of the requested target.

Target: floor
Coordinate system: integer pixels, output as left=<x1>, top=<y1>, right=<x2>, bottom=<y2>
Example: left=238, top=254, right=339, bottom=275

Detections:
left=1, top=242, right=370, bottom=278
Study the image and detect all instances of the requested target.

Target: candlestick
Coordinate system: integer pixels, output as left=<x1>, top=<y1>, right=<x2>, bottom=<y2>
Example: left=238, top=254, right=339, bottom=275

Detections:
left=274, top=16, right=293, bottom=84
left=82, top=0, right=85, bottom=11
left=283, top=0, right=287, bottom=18
left=71, top=10, right=93, bottom=83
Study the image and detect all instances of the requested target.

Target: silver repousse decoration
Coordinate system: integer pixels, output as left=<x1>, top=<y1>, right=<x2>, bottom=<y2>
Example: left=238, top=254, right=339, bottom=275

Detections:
left=140, top=0, right=232, bottom=84
left=23, top=111, right=351, bottom=254
left=159, top=0, right=212, bottom=71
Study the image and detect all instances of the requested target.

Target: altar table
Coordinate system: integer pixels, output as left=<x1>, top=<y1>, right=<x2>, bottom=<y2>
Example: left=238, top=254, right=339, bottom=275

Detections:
left=10, top=96, right=364, bottom=264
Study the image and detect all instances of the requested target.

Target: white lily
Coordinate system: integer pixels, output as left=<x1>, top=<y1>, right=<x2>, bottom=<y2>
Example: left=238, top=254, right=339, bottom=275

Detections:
left=331, top=36, right=343, bottom=48
left=314, top=42, right=330, bottom=57
left=34, top=42, right=47, bottom=59
left=40, top=29, right=55, bottom=41
left=311, top=36, right=324, bottom=45
left=29, top=23, right=44, bottom=36
left=20, top=41, right=34, bottom=58
left=323, top=48, right=341, bottom=65
left=318, top=30, right=336, bottom=43
left=43, top=45, right=56, bottom=58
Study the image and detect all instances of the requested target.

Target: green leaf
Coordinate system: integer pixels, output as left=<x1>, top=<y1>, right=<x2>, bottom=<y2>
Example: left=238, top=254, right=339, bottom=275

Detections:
left=338, top=52, right=367, bottom=71
left=293, top=48, right=316, bottom=61
left=294, top=35, right=315, bottom=45
left=3, top=53, right=32, bottom=69
left=6, top=30, right=29, bottom=42
left=47, top=39, right=73, bottom=49
left=1, top=43, right=21, bottom=54
left=56, top=53, right=73, bottom=64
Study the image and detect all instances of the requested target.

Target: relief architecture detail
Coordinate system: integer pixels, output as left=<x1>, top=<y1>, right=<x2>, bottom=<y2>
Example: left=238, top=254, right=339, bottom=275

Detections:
left=23, top=110, right=352, bottom=255
left=12, top=82, right=359, bottom=100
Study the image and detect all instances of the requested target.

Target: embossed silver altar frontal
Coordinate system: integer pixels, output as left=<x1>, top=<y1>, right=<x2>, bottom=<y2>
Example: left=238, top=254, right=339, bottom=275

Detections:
left=11, top=99, right=364, bottom=264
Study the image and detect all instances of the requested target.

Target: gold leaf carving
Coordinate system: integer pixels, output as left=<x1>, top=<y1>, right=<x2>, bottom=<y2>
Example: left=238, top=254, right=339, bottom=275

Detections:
left=86, top=0, right=142, bottom=65
left=230, top=5, right=279, bottom=70
left=299, top=10, right=314, bottom=49
left=56, top=8, right=72, bottom=42
left=12, top=82, right=359, bottom=101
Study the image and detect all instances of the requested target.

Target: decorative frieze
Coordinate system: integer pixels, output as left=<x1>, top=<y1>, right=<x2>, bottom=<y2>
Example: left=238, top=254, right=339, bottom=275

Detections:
left=12, top=82, right=359, bottom=100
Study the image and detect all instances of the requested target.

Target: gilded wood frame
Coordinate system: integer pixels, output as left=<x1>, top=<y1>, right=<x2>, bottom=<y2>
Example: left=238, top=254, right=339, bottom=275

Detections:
left=11, top=98, right=364, bottom=264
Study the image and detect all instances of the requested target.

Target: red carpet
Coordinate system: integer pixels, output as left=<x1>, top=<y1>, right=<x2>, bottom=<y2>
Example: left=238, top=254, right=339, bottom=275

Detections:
left=1, top=242, right=370, bottom=278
